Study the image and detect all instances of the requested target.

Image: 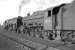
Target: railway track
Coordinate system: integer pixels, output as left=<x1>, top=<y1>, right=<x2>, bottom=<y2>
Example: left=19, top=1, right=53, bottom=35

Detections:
left=0, top=29, right=47, bottom=50
left=0, top=28, right=62, bottom=50
left=0, top=33, right=35, bottom=50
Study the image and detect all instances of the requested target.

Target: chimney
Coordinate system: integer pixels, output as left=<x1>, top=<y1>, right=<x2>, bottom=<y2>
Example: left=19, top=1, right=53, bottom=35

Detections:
left=27, top=13, right=30, bottom=16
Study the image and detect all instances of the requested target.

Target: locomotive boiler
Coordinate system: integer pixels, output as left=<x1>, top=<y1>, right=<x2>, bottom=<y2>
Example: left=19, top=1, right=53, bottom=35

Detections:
left=22, top=9, right=53, bottom=39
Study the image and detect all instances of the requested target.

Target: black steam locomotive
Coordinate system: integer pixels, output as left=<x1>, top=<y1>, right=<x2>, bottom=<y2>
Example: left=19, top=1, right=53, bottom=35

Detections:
left=3, top=2, right=75, bottom=42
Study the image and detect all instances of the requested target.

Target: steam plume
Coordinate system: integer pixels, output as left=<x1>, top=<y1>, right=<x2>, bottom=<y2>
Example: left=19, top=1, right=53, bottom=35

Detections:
left=19, top=0, right=73, bottom=16
left=19, top=0, right=30, bottom=16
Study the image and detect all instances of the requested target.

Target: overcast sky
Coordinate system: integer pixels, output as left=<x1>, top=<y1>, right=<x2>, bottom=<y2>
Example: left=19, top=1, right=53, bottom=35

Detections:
left=0, top=0, right=73, bottom=25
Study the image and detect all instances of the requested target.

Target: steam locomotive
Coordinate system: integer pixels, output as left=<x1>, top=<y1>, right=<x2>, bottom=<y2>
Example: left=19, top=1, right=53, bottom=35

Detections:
left=3, top=2, right=75, bottom=42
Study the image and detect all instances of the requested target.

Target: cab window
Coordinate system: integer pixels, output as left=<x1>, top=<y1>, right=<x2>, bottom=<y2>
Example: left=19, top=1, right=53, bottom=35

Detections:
left=48, top=10, right=51, bottom=17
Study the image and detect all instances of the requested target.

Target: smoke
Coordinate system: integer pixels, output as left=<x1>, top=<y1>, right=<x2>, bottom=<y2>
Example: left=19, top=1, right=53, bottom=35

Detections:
left=19, top=0, right=31, bottom=16
left=19, top=0, right=73, bottom=16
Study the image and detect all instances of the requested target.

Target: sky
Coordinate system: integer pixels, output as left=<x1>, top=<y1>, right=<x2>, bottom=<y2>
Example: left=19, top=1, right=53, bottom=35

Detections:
left=0, top=0, right=73, bottom=25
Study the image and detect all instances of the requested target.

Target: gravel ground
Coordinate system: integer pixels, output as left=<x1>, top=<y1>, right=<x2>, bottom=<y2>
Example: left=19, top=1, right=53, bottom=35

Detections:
left=0, top=35, right=32, bottom=50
